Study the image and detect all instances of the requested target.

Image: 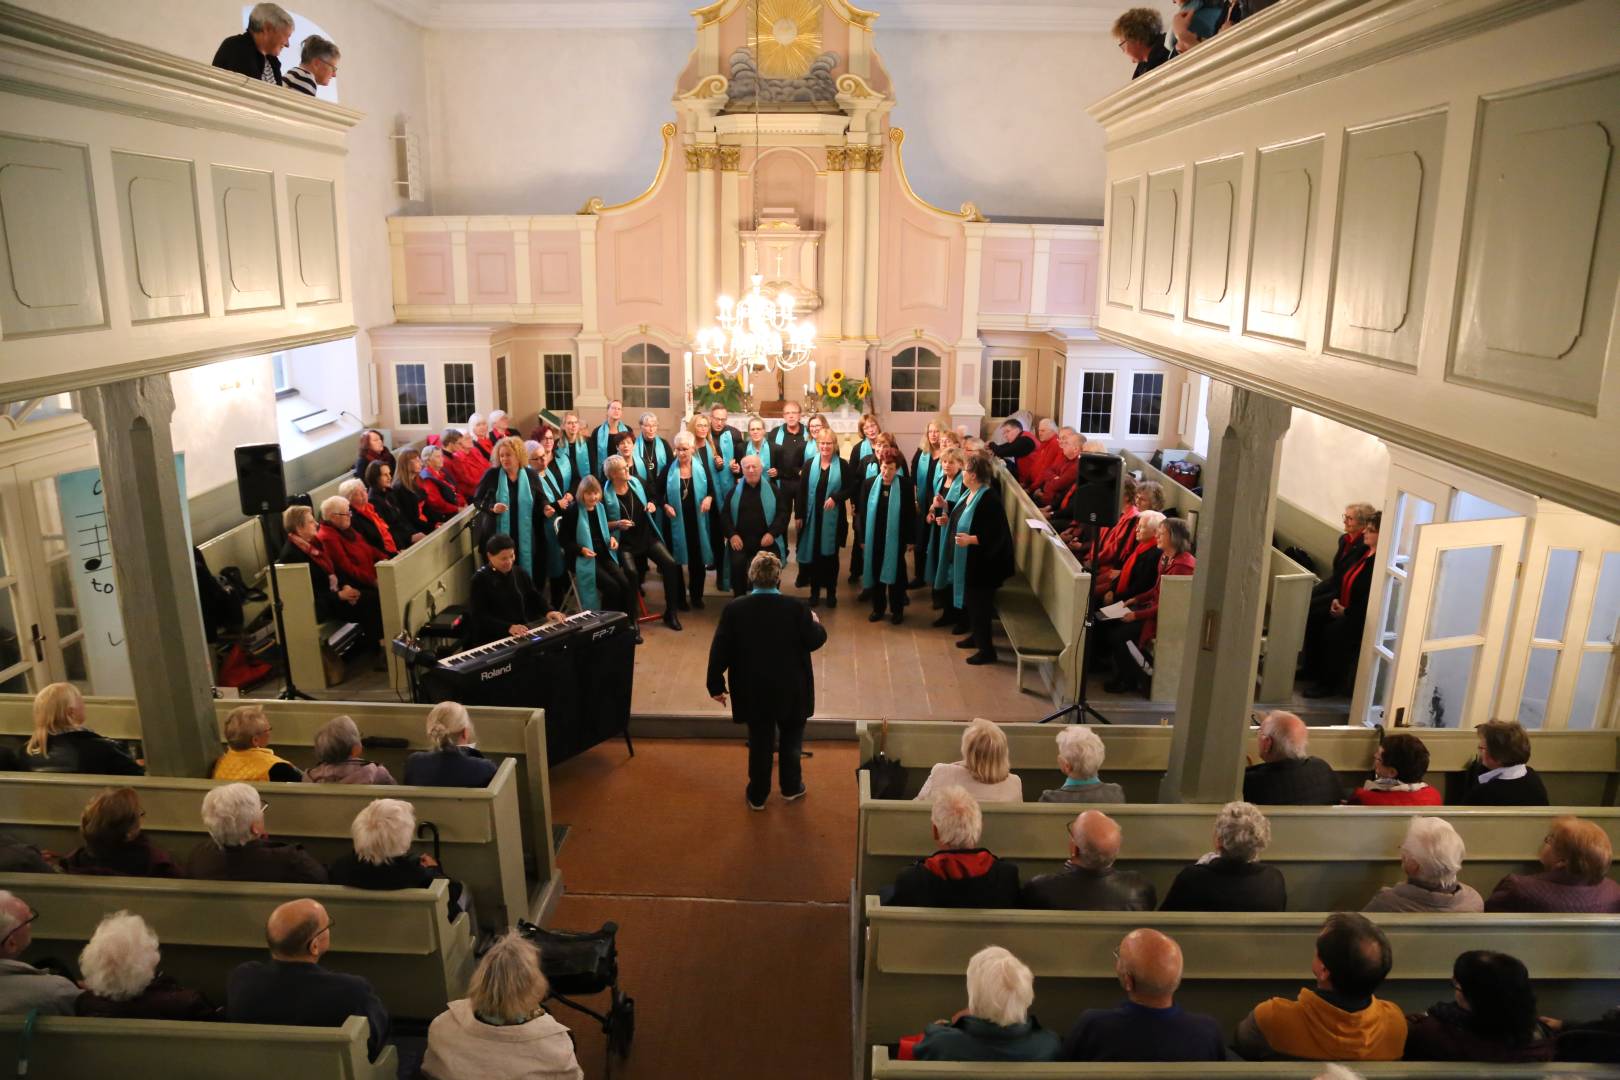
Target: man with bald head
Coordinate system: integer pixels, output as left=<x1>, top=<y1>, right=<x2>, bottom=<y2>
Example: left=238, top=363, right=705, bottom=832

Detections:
left=1021, top=811, right=1156, bottom=911
left=0, top=890, right=80, bottom=1014
left=227, top=898, right=390, bottom=1060
left=1242, top=710, right=1344, bottom=805
left=1060, top=929, right=1225, bottom=1061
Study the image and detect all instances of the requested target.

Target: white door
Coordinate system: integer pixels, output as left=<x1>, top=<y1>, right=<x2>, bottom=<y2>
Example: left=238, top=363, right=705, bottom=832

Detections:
left=0, top=467, right=93, bottom=692
left=1387, top=517, right=1524, bottom=728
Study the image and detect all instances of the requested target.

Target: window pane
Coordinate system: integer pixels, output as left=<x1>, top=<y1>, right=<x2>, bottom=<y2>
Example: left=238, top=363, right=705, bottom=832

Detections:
left=1414, top=645, right=1480, bottom=728
left=1392, top=492, right=1436, bottom=569
left=917, top=368, right=941, bottom=391
left=1364, top=653, right=1391, bottom=726
left=1567, top=651, right=1614, bottom=730
left=1516, top=647, right=1558, bottom=728
left=543, top=354, right=575, bottom=411
left=1380, top=573, right=1405, bottom=642
left=397, top=364, right=428, bottom=426
left=1426, top=545, right=1496, bottom=640
left=1129, top=372, right=1164, bottom=436
left=1080, top=372, right=1114, bottom=434
left=443, top=362, right=476, bottom=426
left=1534, top=549, right=1580, bottom=641
left=892, top=368, right=915, bottom=391
left=892, top=391, right=915, bottom=412
left=649, top=388, right=671, bottom=408
left=917, top=389, right=940, bottom=413
left=989, top=357, right=1021, bottom=419
left=1450, top=491, right=1517, bottom=523
left=32, top=479, right=66, bottom=560
left=60, top=636, right=87, bottom=685
left=1587, top=552, right=1620, bottom=646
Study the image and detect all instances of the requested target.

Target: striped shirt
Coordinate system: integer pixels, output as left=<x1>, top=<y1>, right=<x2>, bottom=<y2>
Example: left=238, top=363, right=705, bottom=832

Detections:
left=283, top=66, right=318, bottom=96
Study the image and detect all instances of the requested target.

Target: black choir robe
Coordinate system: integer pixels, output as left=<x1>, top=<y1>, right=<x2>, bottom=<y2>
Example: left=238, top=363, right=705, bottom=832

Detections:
left=720, top=479, right=790, bottom=551
left=859, top=474, right=917, bottom=583
left=464, top=564, right=551, bottom=646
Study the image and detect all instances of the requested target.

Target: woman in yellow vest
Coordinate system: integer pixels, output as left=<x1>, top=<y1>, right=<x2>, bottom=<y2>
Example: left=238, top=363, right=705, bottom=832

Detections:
left=211, top=705, right=301, bottom=782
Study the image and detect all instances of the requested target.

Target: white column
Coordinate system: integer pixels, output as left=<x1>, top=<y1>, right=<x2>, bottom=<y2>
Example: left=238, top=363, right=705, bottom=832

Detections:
left=575, top=215, right=607, bottom=408
left=720, top=146, right=741, bottom=302
left=862, top=143, right=882, bottom=341
left=685, top=145, right=699, bottom=338
left=448, top=216, right=469, bottom=307
left=512, top=218, right=532, bottom=309
left=1159, top=383, right=1293, bottom=803
left=822, top=148, right=846, bottom=344
left=388, top=223, right=408, bottom=311
left=1030, top=225, right=1053, bottom=321
left=949, top=221, right=989, bottom=431
left=842, top=145, right=867, bottom=339
left=697, top=146, right=718, bottom=324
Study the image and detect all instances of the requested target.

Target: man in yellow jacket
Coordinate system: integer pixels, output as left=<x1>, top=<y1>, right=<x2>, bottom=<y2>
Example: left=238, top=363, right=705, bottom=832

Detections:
left=1234, top=913, right=1407, bottom=1061
left=211, top=705, right=302, bottom=782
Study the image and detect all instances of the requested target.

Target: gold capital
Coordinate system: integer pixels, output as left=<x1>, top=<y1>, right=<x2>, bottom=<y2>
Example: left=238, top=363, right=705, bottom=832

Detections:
left=866, top=145, right=883, bottom=171
left=826, top=146, right=848, bottom=172
left=684, top=147, right=703, bottom=172
left=718, top=146, right=741, bottom=171
left=847, top=145, right=870, bottom=171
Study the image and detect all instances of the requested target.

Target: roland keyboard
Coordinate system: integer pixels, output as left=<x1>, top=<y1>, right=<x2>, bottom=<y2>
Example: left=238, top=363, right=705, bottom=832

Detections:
left=437, top=609, right=615, bottom=671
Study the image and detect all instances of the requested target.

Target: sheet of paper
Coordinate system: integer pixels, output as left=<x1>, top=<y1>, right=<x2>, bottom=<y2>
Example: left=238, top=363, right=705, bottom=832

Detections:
left=1096, top=601, right=1130, bottom=621
left=1025, top=517, right=1052, bottom=532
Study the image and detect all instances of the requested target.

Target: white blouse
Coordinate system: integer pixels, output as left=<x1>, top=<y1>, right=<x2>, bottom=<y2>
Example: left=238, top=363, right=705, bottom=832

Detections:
left=914, top=761, right=1024, bottom=804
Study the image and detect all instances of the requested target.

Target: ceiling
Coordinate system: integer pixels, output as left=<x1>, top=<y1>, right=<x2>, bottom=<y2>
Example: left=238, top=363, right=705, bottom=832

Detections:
left=370, top=0, right=1122, bottom=32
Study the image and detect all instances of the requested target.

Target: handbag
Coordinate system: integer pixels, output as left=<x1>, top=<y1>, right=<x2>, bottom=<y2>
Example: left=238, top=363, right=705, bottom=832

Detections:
left=864, top=718, right=909, bottom=800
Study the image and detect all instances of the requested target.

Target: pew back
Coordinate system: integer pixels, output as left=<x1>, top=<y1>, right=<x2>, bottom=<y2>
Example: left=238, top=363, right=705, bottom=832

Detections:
left=377, top=504, right=478, bottom=695
left=0, top=1016, right=396, bottom=1080
left=996, top=463, right=1090, bottom=704
left=6, top=872, right=473, bottom=1019
left=0, top=760, right=530, bottom=929
left=854, top=721, right=1620, bottom=806
left=870, top=1049, right=1615, bottom=1078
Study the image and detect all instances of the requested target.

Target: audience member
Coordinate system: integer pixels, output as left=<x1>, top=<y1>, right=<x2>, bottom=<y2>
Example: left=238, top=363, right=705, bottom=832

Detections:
left=905, top=946, right=1060, bottom=1061
left=328, top=798, right=466, bottom=918
left=317, top=495, right=386, bottom=589
left=1403, top=950, right=1553, bottom=1063
left=1235, top=913, right=1406, bottom=1061
left=75, top=911, right=217, bottom=1020
left=885, top=787, right=1021, bottom=908
left=1160, top=801, right=1286, bottom=911
left=1099, top=516, right=1194, bottom=695
left=1347, top=733, right=1440, bottom=805
left=304, top=715, right=396, bottom=785
left=0, top=834, right=54, bottom=874
left=1112, top=8, right=1172, bottom=79
left=404, top=701, right=498, bottom=788
left=1457, top=720, right=1549, bottom=805
left=915, top=718, right=1023, bottom=803
left=283, top=34, right=339, bottom=97
left=1060, top=928, right=1224, bottom=1061
left=1021, top=811, right=1155, bottom=911
left=211, top=2, right=291, bottom=86
left=989, top=419, right=1037, bottom=469
left=1242, top=711, right=1342, bottom=805
left=1039, top=726, right=1124, bottom=803
left=61, top=787, right=180, bottom=878
left=23, top=682, right=142, bottom=775
left=418, top=445, right=468, bottom=522
left=1017, top=419, right=1060, bottom=489
left=185, top=782, right=327, bottom=884
left=340, top=478, right=399, bottom=559
left=1302, top=511, right=1380, bottom=698
left=1363, top=817, right=1482, bottom=913
left=212, top=704, right=301, bottom=782
left=1031, top=430, right=1082, bottom=508
left=227, top=898, right=389, bottom=1060
left=1173, top=0, right=1225, bottom=47
left=1485, top=815, right=1620, bottom=913
left=0, top=890, right=80, bottom=1014
left=422, top=931, right=584, bottom=1080
left=366, top=460, right=423, bottom=549
left=352, top=429, right=395, bottom=481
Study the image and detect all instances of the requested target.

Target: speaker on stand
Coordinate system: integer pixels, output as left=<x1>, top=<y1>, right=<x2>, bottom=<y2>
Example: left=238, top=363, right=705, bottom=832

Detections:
left=1041, top=451, right=1124, bottom=726
left=234, top=443, right=313, bottom=701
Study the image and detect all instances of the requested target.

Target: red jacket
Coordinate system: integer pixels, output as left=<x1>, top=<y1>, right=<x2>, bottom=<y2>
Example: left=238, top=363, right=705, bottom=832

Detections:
left=1018, top=435, right=1061, bottom=487
left=353, top=500, right=397, bottom=556
left=1347, top=783, right=1443, bottom=806
left=444, top=451, right=486, bottom=501
left=1033, top=456, right=1078, bottom=506
left=1095, top=506, right=1140, bottom=568
left=1127, top=550, right=1196, bottom=644
left=316, top=523, right=383, bottom=588
left=420, top=470, right=464, bottom=521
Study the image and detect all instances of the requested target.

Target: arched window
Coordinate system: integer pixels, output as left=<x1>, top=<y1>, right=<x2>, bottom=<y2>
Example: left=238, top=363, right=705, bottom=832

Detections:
left=889, top=346, right=942, bottom=413
left=621, top=344, right=671, bottom=409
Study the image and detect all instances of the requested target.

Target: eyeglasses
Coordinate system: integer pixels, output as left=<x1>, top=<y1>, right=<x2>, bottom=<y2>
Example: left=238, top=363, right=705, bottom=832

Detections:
left=2, top=907, right=38, bottom=948
left=317, top=920, right=335, bottom=939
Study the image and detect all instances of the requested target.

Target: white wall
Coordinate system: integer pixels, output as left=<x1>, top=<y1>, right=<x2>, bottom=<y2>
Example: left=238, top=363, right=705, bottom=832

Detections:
left=167, top=357, right=278, bottom=497
left=1279, top=407, right=1391, bottom=523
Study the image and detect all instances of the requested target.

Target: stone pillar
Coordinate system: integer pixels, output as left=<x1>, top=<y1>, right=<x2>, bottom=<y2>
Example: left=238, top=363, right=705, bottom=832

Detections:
left=842, top=143, right=868, bottom=338
left=1160, top=382, right=1292, bottom=803
left=719, top=146, right=741, bottom=301
left=80, top=376, right=218, bottom=777
left=696, top=146, right=718, bottom=317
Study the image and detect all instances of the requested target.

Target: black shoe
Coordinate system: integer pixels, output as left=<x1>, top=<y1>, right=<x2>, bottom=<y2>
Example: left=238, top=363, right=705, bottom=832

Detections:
left=693, top=597, right=706, bottom=610
left=956, top=637, right=977, bottom=650
left=746, top=793, right=766, bottom=811
left=951, top=624, right=970, bottom=636
left=809, top=591, right=821, bottom=607
left=663, top=610, right=683, bottom=631
left=782, top=786, right=807, bottom=803
left=847, top=572, right=860, bottom=584
left=931, top=613, right=952, bottom=628
left=632, top=629, right=644, bottom=645
left=868, top=611, right=884, bottom=622
left=966, top=651, right=998, bottom=665
left=907, top=578, right=926, bottom=589
left=678, top=598, right=691, bottom=612
left=857, top=588, right=872, bottom=602
left=890, top=611, right=904, bottom=625
left=826, top=595, right=837, bottom=609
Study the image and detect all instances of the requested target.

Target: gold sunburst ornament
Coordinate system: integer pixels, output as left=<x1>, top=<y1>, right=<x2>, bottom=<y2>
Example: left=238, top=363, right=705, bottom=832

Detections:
left=749, top=0, right=823, bottom=79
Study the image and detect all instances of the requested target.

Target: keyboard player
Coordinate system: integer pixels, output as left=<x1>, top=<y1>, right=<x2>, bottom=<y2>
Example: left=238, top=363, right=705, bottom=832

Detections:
left=465, top=533, right=566, bottom=647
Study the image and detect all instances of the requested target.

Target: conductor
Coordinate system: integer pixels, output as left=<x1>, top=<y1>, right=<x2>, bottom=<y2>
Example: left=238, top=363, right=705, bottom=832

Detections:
left=465, top=533, right=565, bottom=646
left=706, top=551, right=827, bottom=811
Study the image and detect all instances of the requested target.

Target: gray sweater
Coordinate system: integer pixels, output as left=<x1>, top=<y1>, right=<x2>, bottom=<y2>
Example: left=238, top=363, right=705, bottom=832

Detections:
left=0, top=959, right=80, bottom=1015
left=1038, top=781, right=1126, bottom=804
left=1363, top=879, right=1484, bottom=913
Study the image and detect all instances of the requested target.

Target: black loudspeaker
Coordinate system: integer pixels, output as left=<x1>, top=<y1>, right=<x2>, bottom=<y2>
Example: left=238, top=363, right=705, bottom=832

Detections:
left=1069, top=452, right=1123, bottom=528
left=234, top=443, right=288, bottom=517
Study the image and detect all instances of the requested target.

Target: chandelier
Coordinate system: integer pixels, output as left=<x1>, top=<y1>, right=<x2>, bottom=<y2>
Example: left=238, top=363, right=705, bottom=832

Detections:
left=691, top=0, right=816, bottom=379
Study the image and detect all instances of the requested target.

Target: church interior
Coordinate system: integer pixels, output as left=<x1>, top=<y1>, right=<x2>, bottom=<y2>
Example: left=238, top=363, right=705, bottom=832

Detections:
left=0, top=0, right=1618, bottom=1076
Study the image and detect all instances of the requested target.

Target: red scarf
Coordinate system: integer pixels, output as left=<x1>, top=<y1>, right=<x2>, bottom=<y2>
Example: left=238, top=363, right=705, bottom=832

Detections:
left=1115, top=537, right=1156, bottom=589
left=1339, top=549, right=1374, bottom=607
left=354, top=500, right=398, bottom=556
left=294, top=535, right=335, bottom=576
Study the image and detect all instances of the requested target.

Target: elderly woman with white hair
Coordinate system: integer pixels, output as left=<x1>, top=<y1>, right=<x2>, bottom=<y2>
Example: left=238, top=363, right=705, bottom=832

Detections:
left=1363, top=817, right=1483, bottom=913
left=1159, top=801, right=1287, bottom=912
left=418, top=444, right=469, bottom=520
left=279, top=503, right=383, bottom=642
left=916, top=719, right=1023, bottom=803
left=338, top=477, right=399, bottom=558
left=904, top=946, right=1060, bottom=1061
left=1039, top=726, right=1125, bottom=803
left=304, top=715, right=396, bottom=785
left=184, top=782, right=327, bottom=884
left=75, top=911, right=217, bottom=1020
left=423, top=931, right=583, bottom=1079
left=885, top=786, right=1022, bottom=908
left=315, top=495, right=385, bottom=591
left=1094, top=509, right=1166, bottom=607
left=404, top=701, right=498, bottom=788
left=328, top=798, right=468, bottom=919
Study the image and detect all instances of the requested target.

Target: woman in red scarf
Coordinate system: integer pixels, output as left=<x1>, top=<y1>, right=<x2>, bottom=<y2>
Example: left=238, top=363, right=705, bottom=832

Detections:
left=418, top=445, right=466, bottom=523
left=1101, top=517, right=1195, bottom=694
left=441, top=429, right=488, bottom=501
left=339, top=478, right=398, bottom=558
left=352, top=429, right=395, bottom=480
left=1302, top=511, right=1381, bottom=698
left=278, top=503, right=382, bottom=644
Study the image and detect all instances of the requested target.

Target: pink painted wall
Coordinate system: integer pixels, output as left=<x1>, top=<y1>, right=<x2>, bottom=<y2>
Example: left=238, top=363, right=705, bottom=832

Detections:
left=1046, top=237, right=1098, bottom=319
left=403, top=232, right=453, bottom=306
left=595, top=153, right=686, bottom=340
left=466, top=230, right=516, bottom=304
left=530, top=230, right=582, bottom=305
left=980, top=237, right=1035, bottom=314
left=878, top=159, right=965, bottom=350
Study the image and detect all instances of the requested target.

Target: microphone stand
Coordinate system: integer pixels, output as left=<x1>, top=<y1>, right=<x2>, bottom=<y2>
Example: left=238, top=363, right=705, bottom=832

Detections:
left=1040, top=520, right=1110, bottom=725
left=259, top=513, right=314, bottom=701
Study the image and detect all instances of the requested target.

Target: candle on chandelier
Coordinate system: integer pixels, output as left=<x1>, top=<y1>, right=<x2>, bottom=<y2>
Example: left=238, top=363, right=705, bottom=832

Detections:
left=683, top=352, right=694, bottom=419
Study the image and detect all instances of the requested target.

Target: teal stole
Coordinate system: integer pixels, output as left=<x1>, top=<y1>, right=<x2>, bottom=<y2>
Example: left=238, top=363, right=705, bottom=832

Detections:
left=547, top=456, right=572, bottom=499
left=929, top=475, right=966, bottom=587
left=603, top=477, right=650, bottom=550
left=537, top=470, right=565, bottom=578
left=797, top=455, right=843, bottom=562
left=862, top=476, right=905, bottom=588
left=494, top=468, right=535, bottom=577
left=593, top=422, right=628, bottom=475
left=633, top=436, right=668, bottom=487
left=950, top=487, right=986, bottom=610
left=729, top=480, right=784, bottom=559
left=711, top=429, right=738, bottom=500
left=743, top=438, right=772, bottom=473
left=573, top=502, right=618, bottom=609
left=561, top=440, right=590, bottom=491
left=915, top=450, right=940, bottom=512
left=665, top=464, right=712, bottom=568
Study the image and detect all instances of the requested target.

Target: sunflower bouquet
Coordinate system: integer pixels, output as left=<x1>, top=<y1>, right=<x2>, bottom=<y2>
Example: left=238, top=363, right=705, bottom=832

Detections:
left=812, top=368, right=871, bottom=411
left=693, top=370, right=746, bottom=412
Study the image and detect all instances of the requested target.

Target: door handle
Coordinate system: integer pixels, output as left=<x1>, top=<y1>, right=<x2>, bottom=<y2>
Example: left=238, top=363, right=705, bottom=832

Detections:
left=28, top=624, right=43, bottom=663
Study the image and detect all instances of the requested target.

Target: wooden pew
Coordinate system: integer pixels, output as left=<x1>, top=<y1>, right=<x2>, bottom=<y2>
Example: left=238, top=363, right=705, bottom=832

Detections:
left=870, top=1048, right=1616, bottom=1078
left=376, top=503, right=479, bottom=695
left=855, top=770, right=1620, bottom=911
left=0, top=760, right=531, bottom=930
left=0, top=694, right=560, bottom=921
left=993, top=462, right=1090, bottom=704
left=860, top=902, right=1620, bottom=1076
left=0, top=1016, right=396, bottom=1080
left=853, top=721, right=1620, bottom=806
left=6, top=872, right=473, bottom=1020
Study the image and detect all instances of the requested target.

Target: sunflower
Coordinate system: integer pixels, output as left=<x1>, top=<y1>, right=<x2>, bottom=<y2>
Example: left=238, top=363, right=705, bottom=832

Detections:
left=856, top=379, right=870, bottom=400
left=812, top=382, right=823, bottom=395
left=826, top=381, right=843, bottom=399
left=708, top=376, right=725, bottom=393
left=829, top=368, right=846, bottom=382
